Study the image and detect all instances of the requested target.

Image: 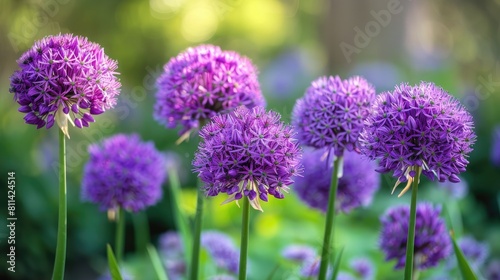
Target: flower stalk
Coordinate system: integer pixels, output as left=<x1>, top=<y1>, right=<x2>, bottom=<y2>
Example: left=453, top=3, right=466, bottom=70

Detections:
left=318, top=156, right=342, bottom=280
left=52, top=129, right=67, bottom=280
left=404, top=166, right=421, bottom=280
left=189, top=184, right=204, bottom=280
left=239, top=197, right=250, bottom=280
left=115, top=207, right=125, bottom=264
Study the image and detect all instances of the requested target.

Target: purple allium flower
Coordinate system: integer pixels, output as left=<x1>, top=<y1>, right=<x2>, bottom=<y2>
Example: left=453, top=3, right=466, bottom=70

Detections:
left=351, top=258, right=375, bottom=280
left=337, top=272, right=356, bottom=280
left=437, top=177, right=468, bottom=199
left=292, top=75, right=376, bottom=156
left=492, top=126, right=500, bottom=167
left=293, top=149, right=380, bottom=213
left=360, top=82, right=476, bottom=196
left=379, top=202, right=451, bottom=270
left=456, top=236, right=489, bottom=270
left=159, top=231, right=186, bottom=280
left=281, top=245, right=317, bottom=262
left=9, top=34, right=120, bottom=138
left=193, top=106, right=302, bottom=211
left=300, top=257, right=321, bottom=277
left=486, top=259, right=500, bottom=280
left=201, top=231, right=239, bottom=274
left=154, top=44, right=265, bottom=138
left=81, top=134, right=166, bottom=212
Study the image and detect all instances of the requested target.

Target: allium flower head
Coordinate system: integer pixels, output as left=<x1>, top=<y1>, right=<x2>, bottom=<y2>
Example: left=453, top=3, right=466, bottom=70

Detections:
left=201, top=231, right=240, bottom=274
left=10, top=34, right=120, bottom=138
left=492, top=125, right=500, bottom=167
left=456, top=236, right=489, bottom=270
left=81, top=134, right=166, bottom=212
left=154, top=44, right=265, bottom=139
left=159, top=231, right=186, bottom=280
left=351, top=258, right=375, bottom=280
left=193, top=106, right=302, bottom=211
left=379, top=202, right=451, bottom=270
left=281, top=245, right=317, bottom=262
left=360, top=82, right=476, bottom=196
left=292, top=75, right=376, bottom=156
left=293, top=149, right=380, bottom=213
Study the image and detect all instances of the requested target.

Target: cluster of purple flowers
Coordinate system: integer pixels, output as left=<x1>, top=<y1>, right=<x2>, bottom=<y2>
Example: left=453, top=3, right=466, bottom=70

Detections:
left=293, top=149, right=380, bottom=213
left=81, top=134, right=166, bottom=212
left=281, top=244, right=325, bottom=278
left=360, top=82, right=476, bottom=188
left=193, top=106, right=302, bottom=211
left=292, top=75, right=376, bottom=156
left=154, top=44, right=265, bottom=136
left=159, top=231, right=239, bottom=278
left=9, top=34, right=121, bottom=136
left=337, top=258, right=375, bottom=280
left=379, top=202, right=451, bottom=270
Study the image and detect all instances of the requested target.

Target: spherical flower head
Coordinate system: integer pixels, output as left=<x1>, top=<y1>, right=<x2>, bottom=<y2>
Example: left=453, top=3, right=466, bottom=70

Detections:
left=81, top=134, right=166, bottom=212
left=293, top=148, right=380, bottom=213
left=379, top=202, right=451, bottom=270
left=491, top=125, right=500, bottom=167
left=455, top=236, right=489, bottom=270
left=281, top=245, right=317, bottom=262
left=292, top=75, right=376, bottom=156
left=360, top=82, right=476, bottom=190
left=350, top=258, right=375, bottom=280
left=193, top=106, right=302, bottom=211
left=201, top=231, right=239, bottom=274
left=154, top=44, right=265, bottom=137
left=437, top=177, right=468, bottom=199
left=9, top=34, right=121, bottom=138
left=486, top=259, right=500, bottom=280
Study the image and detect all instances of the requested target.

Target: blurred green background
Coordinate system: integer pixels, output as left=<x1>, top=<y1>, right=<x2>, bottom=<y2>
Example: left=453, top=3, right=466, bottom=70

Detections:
left=1, top=0, right=500, bottom=279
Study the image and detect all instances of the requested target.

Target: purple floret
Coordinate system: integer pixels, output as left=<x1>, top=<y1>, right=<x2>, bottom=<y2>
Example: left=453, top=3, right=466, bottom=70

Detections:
left=360, top=82, right=476, bottom=185
left=154, top=44, right=265, bottom=136
left=281, top=245, right=317, bottom=262
left=10, top=34, right=120, bottom=134
left=379, top=202, right=451, bottom=270
left=292, top=75, right=376, bottom=156
left=201, top=231, right=240, bottom=274
left=193, top=106, right=302, bottom=211
left=293, top=149, right=380, bottom=213
left=81, top=134, right=166, bottom=212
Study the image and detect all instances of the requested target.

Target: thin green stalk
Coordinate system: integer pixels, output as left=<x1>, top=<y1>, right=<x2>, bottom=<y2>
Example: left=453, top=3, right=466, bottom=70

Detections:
left=404, top=167, right=421, bottom=280
left=52, top=129, right=67, bottom=280
left=115, top=207, right=125, bottom=264
left=133, top=211, right=150, bottom=254
left=239, top=197, right=250, bottom=280
left=168, top=168, right=191, bottom=264
left=189, top=184, right=204, bottom=280
left=318, top=157, right=342, bottom=280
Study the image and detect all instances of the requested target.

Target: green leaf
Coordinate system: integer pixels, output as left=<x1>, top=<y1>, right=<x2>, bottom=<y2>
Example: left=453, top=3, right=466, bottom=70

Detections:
left=107, top=244, right=123, bottom=280
left=147, top=244, right=169, bottom=280
left=330, top=246, right=344, bottom=280
left=451, top=233, right=478, bottom=280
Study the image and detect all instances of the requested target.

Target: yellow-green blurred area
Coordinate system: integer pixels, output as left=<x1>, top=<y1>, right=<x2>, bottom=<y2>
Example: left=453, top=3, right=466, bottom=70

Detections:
left=1, top=0, right=500, bottom=279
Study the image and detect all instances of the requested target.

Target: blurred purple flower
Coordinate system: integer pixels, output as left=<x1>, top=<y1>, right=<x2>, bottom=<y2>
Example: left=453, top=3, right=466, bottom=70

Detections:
left=337, top=272, right=356, bottom=280
left=193, top=106, right=302, bottom=211
left=293, top=149, right=380, bottom=213
left=491, top=126, right=500, bottom=167
left=10, top=34, right=121, bottom=137
left=281, top=245, right=316, bottom=262
left=154, top=44, right=265, bottom=138
left=159, top=231, right=186, bottom=280
left=486, top=259, right=500, bottom=280
left=379, top=202, right=451, bottom=270
left=300, top=257, right=321, bottom=278
left=351, top=258, right=375, bottom=280
left=437, top=177, right=468, bottom=199
left=360, top=82, right=476, bottom=196
left=201, top=231, right=239, bottom=274
left=81, top=134, right=166, bottom=212
left=455, top=236, right=489, bottom=270
left=292, top=75, right=376, bottom=156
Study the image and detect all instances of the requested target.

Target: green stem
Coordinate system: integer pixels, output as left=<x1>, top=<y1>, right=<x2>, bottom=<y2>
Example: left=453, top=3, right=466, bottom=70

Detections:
left=318, top=156, right=342, bottom=280
left=52, top=130, right=67, bottom=280
left=133, top=211, right=149, bottom=254
left=404, top=167, right=421, bottom=280
left=115, top=207, right=125, bottom=264
left=239, top=197, right=250, bottom=280
left=189, top=184, right=204, bottom=280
